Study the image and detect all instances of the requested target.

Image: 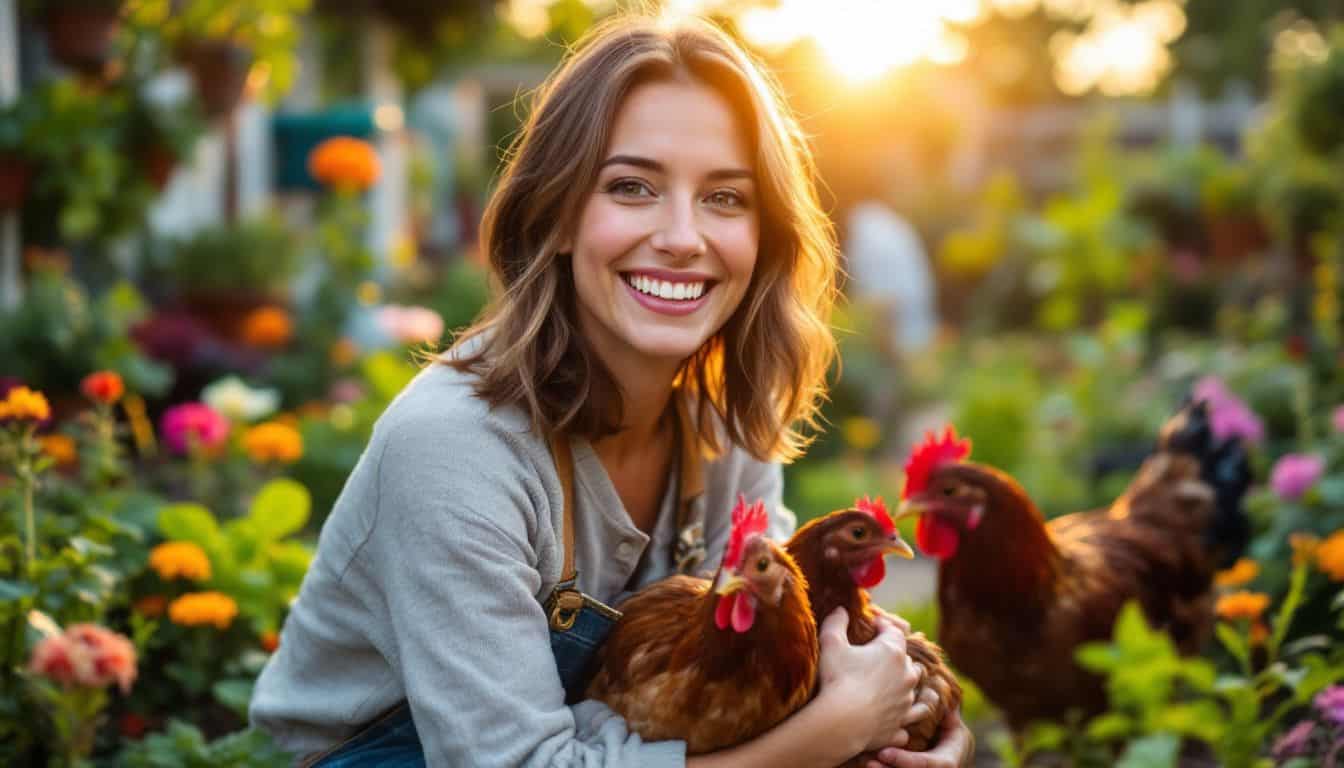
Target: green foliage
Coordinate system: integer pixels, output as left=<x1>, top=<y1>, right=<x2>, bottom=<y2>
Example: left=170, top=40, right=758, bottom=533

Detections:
left=157, top=479, right=313, bottom=632
left=118, top=721, right=291, bottom=767
left=165, top=216, right=304, bottom=298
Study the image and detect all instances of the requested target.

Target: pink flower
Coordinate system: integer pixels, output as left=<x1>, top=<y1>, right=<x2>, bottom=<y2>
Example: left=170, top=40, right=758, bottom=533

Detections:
left=1193, top=376, right=1264, bottom=445
left=1272, top=720, right=1316, bottom=759
left=376, top=305, right=444, bottom=346
left=160, top=402, right=230, bottom=455
left=29, top=634, right=91, bottom=687
left=1270, top=454, right=1326, bottom=501
left=1315, top=684, right=1344, bottom=724
left=1332, top=405, right=1344, bottom=434
left=65, top=624, right=137, bottom=694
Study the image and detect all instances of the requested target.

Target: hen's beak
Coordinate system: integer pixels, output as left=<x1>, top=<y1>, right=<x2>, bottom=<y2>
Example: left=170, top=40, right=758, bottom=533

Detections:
left=714, top=570, right=747, bottom=595
left=892, top=499, right=926, bottom=521
left=883, top=536, right=915, bottom=559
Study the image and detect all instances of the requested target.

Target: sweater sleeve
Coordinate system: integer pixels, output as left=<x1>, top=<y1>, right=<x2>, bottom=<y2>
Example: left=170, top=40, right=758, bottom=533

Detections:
left=704, top=456, right=796, bottom=560
left=358, top=413, right=686, bottom=768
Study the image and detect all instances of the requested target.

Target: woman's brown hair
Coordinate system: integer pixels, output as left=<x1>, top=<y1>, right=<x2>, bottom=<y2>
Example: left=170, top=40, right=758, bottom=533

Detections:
left=446, top=14, right=838, bottom=463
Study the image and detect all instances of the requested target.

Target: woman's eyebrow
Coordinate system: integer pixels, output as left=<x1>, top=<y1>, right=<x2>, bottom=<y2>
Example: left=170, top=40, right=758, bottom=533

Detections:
left=600, top=154, right=754, bottom=182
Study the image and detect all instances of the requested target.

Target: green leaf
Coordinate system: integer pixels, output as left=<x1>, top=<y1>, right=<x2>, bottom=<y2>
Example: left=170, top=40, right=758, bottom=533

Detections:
left=1077, top=642, right=1119, bottom=672
left=157, top=503, right=225, bottom=555
left=1085, top=712, right=1133, bottom=741
left=1216, top=622, right=1251, bottom=674
left=1269, top=563, right=1309, bottom=662
left=212, top=678, right=255, bottom=721
left=1021, top=722, right=1066, bottom=754
left=267, top=541, right=314, bottom=588
left=0, top=579, right=36, bottom=603
left=246, top=479, right=310, bottom=542
left=1115, top=733, right=1180, bottom=768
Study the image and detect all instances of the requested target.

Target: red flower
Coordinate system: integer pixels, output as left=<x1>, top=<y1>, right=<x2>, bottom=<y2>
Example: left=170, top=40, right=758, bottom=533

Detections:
left=81, top=370, right=125, bottom=405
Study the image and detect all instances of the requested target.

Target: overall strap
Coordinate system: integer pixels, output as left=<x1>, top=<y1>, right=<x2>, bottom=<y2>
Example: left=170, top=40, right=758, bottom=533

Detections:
left=547, top=434, right=583, bottom=630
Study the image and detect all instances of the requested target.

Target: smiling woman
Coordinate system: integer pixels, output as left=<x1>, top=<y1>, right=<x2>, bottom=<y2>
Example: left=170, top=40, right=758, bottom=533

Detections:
left=249, top=13, right=973, bottom=768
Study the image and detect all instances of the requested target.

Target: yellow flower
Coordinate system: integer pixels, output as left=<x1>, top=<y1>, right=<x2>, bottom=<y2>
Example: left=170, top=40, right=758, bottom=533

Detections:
left=38, top=434, right=78, bottom=467
left=1316, top=530, right=1344, bottom=581
left=842, top=417, right=882, bottom=452
left=240, top=306, right=293, bottom=349
left=0, top=386, right=51, bottom=422
left=1291, top=532, right=1322, bottom=568
left=168, top=592, right=238, bottom=629
left=308, top=137, right=381, bottom=191
left=1215, top=558, right=1259, bottom=588
left=149, top=542, right=212, bottom=582
left=242, top=422, right=304, bottom=464
left=1216, top=591, right=1271, bottom=621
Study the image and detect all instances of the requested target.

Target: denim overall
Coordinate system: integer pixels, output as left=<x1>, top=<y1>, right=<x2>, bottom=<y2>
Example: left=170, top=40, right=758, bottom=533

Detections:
left=307, top=411, right=708, bottom=767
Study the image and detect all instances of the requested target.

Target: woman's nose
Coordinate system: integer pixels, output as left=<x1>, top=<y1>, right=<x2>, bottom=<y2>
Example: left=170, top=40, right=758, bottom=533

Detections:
left=649, top=195, right=705, bottom=261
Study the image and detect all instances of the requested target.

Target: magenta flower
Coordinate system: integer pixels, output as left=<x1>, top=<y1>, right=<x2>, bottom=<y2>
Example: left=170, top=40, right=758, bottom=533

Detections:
left=1333, top=405, right=1344, bottom=434
left=1315, top=684, right=1344, bottom=724
left=1193, top=376, right=1265, bottom=445
left=160, top=402, right=230, bottom=455
left=1270, top=453, right=1326, bottom=501
left=1271, top=720, right=1316, bottom=759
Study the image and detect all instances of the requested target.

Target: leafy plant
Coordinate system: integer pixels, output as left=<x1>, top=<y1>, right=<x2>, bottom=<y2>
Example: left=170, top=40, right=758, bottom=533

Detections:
left=118, top=721, right=291, bottom=767
left=165, top=216, right=303, bottom=298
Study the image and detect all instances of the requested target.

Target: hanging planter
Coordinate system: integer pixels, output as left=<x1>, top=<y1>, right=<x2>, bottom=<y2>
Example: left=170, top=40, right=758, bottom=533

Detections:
left=181, top=40, right=253, bottom=120
left=0, top=155, right=31, bottom=211
left=40, top=2, right=124, bottom=76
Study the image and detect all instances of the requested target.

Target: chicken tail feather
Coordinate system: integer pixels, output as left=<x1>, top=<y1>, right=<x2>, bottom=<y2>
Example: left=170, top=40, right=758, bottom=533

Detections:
left=1158, top=398, right=1253, bottom=568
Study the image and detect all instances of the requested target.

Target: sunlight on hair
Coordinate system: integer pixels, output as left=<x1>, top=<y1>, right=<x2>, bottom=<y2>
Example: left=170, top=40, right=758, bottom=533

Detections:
left=738, top=0, right=980, bottom=83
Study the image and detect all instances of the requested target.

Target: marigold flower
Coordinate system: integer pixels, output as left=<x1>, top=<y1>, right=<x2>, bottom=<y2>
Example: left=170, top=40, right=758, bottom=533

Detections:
left=65, top=623, right=137, bottom=693
left=260, top=630, right=279, bottom=653
left=0, top=386, right=51, bottom=423
left=1215, top=558, right=1259, bottom=588
left=81, top=370, right=124, bottom=405
left=1316, top=530, right=1344, bottom=581
left=842, top=417, right=882, bottom=452
left=169, top=591, right=238, bottom=629
left=240, top=306, right=293, bottom=349
left=1216, top=590, right=1271, bottom=621
left=1291, top=531, right=1322, bottom=568
left=160, top=402, right=230, bottom=456
left=243, top=421, right=304, bottom=464
left=149, top=541, right=212, bottom=582
left=38, top=434, right=78, bottom=467
left=1270, top=454, right=1326, bottom=501
left=133, top=595, right=167, bottom=617
left=308, top=136, right=381, bottom=191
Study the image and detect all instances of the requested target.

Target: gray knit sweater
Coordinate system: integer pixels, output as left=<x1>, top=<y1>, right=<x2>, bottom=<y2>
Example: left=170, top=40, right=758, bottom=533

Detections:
left=249, top=359, right=795, bottom=766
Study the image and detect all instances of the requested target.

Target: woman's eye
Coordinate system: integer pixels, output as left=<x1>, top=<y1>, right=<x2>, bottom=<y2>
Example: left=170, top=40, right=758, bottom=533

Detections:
left=705, top=189, right=745, bottom=209
left=852, top=527, right=867, bottom=539
left=607, top=179, right=653, bottom=198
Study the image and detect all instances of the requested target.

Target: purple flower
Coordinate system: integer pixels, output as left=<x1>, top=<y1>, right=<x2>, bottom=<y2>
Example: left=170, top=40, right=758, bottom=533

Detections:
left=1333, top=405, right=1344, bottom=434
left=1315, top=684, right=1344, bottom=724
left=160, top=402, right=230, bottom=456
left=1272, top=720, right=1316, bottom=759
left=1193, top=376, right=1265, bottom=444
left=1271, top=454, right=1326, bottom=501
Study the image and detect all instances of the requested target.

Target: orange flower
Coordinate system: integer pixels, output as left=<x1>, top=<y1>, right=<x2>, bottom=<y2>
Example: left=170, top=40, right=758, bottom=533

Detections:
left=261, top=630, right=279, bottom=653
left=1250, top=621, right=1270, bottom=647
left=242, top=421, right=304, bottom=464
left=1216, top=591, right=1271, bottom=621
left=1215, top=558, right=1259, bottom=588
left=241, top=306, right=293, bottom=349
left=329, top=337, right=359, bottom=367
left=133, top=595, right=167, bottom=617
left=39, top=434, right=78, bottom=467
left=1291, top=532, right=1322, bottom=568
left=80, top=370, right=124, bottom=405
left=0, top=386, right=50, bottom=422
left=168, top=592, right=238, bottom=629
left=1317, top=530, right=1344, bottom=581
left=308, top=137, right=381, bottom=191
left=149, top=541, right=212, bottom=582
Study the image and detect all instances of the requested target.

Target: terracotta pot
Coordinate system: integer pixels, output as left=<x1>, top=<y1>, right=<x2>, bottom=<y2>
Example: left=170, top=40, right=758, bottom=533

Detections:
left=0, top=155, right=31, bottom=211
left=181, top=41, right=253, bottom=119
left=43, top=6, right=122, bottom=76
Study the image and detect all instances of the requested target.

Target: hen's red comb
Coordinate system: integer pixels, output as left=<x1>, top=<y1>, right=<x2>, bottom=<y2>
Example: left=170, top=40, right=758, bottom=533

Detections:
left=854, top=496, right=895, bottom=535
left=902, top=426, right=972, bottom=499
left=723, top=494, right=769, bottom=570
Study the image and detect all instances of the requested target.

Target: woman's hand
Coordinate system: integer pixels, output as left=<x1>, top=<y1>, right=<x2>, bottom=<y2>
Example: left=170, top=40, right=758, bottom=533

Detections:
left=866, top=707, right=975, bottom=768
left=815, top=607, right=925, bottom=754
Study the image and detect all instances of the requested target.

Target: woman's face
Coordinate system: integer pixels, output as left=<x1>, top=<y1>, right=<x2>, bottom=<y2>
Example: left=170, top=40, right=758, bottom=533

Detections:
left=568, top=79, right=760, bottom=377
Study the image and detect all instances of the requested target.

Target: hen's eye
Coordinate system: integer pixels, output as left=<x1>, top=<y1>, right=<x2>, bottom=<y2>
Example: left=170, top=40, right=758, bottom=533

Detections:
left=756, top=557, right=769, bottom=573
left=942, top=486, right=957, bottom=497
left=852, top=527, right=867, bottom=540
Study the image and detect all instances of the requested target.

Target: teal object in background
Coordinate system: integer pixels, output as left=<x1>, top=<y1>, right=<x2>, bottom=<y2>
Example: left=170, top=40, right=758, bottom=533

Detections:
left=272, top=105, right=377, bottom=192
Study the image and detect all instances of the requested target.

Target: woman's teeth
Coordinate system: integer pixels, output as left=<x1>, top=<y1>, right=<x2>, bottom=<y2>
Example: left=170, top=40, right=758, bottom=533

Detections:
left=624, top=274, right=707, bottom=301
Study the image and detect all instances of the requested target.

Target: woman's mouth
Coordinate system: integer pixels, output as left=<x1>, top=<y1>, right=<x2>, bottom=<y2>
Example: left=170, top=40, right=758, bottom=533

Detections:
left=620, top=272, right=716, bottom=317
